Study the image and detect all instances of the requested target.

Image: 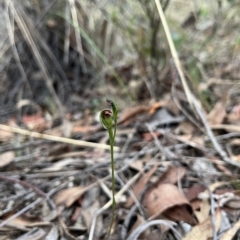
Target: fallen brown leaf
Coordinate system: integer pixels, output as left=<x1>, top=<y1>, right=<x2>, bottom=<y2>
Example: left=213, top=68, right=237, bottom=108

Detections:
left=226, top=110, right=240, bottom=124
left=184, top=184, right=206, bottom=202
left=148, top=101, right=168, bottom=115
left=0, top=130, right=13, bottom=142
left=118, top=105, right=150, bottom=125
left=194, top=199, right=210, bottom=223
left=154, top=166, right=186, bottom=185
left=175, top=121, right=196, bottom=135
left=142, top=131, right=162, bottom=141
left=129, top=153, right=152, bottom=172
left=4, top=214, right=44, bottom=228
left=183, top=209, right=221, bottom=240
left=143, top=183, right=196, bottom=225
left=53, top=186, right=85, bottom=207
left=22, top=113, right=51, bottom=132
left=207, top=101, right=226, bottom=125
left=163, top=204, right=196, bottom=225
left=221, top=218, right=240, bottom=240
left=0, top=151, right=15, bottom=168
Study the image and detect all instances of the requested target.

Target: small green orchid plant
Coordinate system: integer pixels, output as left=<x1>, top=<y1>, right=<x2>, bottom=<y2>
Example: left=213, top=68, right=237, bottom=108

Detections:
left=99, top=99, right=118, bottom=236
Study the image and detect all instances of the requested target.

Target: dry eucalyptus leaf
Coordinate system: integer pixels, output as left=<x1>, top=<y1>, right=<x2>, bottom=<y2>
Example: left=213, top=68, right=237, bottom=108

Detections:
left=0, top=130, right=13, bottom=142
left=0, top=151, right=15, bottom=168
left=194, top=199, right=210, bottom=223
left=183, top=209, right=221, bottom=240
left=155, top=166, right=186, bottom=185
left=143, top=183, right=196, bottom=225
left=221, top=218, right=240, bottom=240
left=175, top=121, right=195, bottom=135
left=53, top=186, right=85, bottom=207
left=5, top=214, right=43, bottom=228
left=206, top=101, right=226, bottom=125
left=184, top=184, right=206, bottom=202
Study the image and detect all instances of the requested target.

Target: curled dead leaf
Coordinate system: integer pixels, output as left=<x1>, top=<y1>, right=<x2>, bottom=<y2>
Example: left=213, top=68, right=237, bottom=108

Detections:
left=143, top=183, right=196, bottom=225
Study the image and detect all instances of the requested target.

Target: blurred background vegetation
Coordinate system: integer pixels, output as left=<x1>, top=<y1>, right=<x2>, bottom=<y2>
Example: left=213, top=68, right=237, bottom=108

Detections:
left=0, top=0, right=239, bottom=121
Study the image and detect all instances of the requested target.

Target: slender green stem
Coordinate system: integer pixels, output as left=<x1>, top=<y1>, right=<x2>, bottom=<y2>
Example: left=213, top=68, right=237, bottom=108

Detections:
left=107, top=128, right=116, bottom=237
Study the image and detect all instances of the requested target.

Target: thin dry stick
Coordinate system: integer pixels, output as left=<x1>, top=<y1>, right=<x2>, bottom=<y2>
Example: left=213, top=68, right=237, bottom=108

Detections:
left=0, top=124, right=119, bottom=151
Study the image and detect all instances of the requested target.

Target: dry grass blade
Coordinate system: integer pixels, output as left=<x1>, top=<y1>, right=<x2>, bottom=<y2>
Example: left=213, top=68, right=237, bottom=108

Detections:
left=69, top=0, right=86, bottom=72
left=154, top=0, right=193, bottom=110
left=4, top=3, right=32, bottom=97
left=211, top=124, right=240, bottom=133
left=7, top=0, right=64, bottom=119
left=0, top=124, right=119, bottom=151
left=64, top=0, right=70, bottom=65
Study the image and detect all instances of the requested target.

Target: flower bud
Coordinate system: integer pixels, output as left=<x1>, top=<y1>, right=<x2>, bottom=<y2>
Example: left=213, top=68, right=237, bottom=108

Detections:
left=100, top=109, right=113, bottom=130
